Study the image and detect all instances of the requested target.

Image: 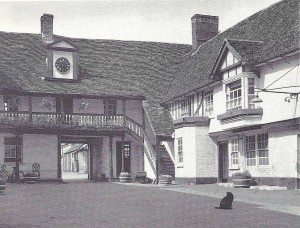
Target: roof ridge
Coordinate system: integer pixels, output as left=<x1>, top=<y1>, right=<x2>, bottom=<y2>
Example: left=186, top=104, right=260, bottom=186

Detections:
left=191, top=0, right=285, bottom=55
left=226, top=39, right=264, bottom=43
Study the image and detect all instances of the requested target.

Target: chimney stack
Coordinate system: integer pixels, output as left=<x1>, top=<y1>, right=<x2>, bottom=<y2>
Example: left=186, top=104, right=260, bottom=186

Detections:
left=191, top=14, right=219, bottom=49
left=41, top=14, right=54, bottom=43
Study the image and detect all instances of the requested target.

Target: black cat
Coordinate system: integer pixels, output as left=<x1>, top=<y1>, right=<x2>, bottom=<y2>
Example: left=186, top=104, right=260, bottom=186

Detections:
left=215, top=192, right=234, bottom=209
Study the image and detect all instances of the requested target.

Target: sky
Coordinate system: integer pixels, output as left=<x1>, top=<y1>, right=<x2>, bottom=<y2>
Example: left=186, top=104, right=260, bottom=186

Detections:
left=0, top=0, right=282, bottom=44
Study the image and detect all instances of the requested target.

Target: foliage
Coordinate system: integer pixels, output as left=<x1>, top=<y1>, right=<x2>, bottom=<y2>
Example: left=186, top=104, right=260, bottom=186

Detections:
left=232, top=170, right=251, bottom=178
left=119, top=172, right=131, bottom=177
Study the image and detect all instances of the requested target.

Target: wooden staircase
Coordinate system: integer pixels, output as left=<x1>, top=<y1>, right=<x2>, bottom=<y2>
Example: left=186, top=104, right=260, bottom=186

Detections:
left=159, top=144, right=175, bottom=177
left=125, top=116, right=175, bottom=178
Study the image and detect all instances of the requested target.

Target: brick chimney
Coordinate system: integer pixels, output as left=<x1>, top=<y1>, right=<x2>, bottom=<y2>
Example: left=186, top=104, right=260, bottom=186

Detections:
left=41, top=14, right=54, bottom=43
left=191, top=14, right=219, bottom=49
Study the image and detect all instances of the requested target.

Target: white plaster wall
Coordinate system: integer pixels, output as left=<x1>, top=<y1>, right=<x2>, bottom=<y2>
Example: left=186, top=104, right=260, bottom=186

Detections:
left=73, top=98, right=103, bottom=114
left=175, top=127, right=197, bottom=178
left=259, top=56, right=300, bottom=123
left=228, top=130, right=298, bottom=178
left=32, top=96, right=56, bottom=113
left=210, top=56, right=300, bottom=134
left=209, top=83, right=226, bottom=133
left=0, top=133, right=58, bottom=179
left=195, top=127, right=218, bottom=178
left=144, top=152, right=155, bottom=179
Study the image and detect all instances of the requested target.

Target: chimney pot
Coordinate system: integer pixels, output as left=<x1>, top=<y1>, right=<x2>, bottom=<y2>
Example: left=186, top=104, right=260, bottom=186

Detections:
left=191, top=14, right=219, bottom=49
left=41, top=14, right=54, bottom=43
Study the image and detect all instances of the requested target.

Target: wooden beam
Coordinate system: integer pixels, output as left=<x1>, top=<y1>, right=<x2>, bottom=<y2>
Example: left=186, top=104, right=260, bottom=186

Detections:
left=109, top=136, right=113, bottom=178
left=57, top=134, right=62, bottom=179
left=121, top=136, right=125, bottom=173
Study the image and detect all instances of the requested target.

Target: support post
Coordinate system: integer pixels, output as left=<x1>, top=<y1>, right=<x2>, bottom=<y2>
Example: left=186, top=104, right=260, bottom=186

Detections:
left=109, top=136, right=113, bottom=178
left=142, top=104, right=145, bottom=171
left=123, top=99, right=126, bottom=126
left=121, top=135, right=125, bottom=173
left=15, top=133, right=21, bottom=180
left=155, top=138, right=160, bottom=184
left=57, top=134, right=62, bottom=179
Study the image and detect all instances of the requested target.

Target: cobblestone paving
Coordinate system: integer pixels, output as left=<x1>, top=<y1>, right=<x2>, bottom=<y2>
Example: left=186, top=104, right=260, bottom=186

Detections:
left=0, top=182, right=299, bottom=228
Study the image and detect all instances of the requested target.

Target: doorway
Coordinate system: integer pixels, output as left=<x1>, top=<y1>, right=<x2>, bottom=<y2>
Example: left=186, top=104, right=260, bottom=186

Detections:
left=61, top=143, right=89, bottom=180
left=116, top=141, right=131, bottom=175
left=218, top=142, right=229, bottom=183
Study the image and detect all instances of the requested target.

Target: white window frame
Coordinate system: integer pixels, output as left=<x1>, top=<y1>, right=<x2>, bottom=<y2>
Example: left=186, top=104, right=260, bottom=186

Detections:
left=177, top=137, right=183, bottom=164
left=245, top=135, right=256, bottom=166
left=204, top=91, right=213, bottom=116
left=245, top=133, right=269, bottom=167
left=229, top=137, right=239, bottom=169
left=258, top=133, right=269, bottom=165
left=181, top=100, right=189, bottom=117
left=226, top=80, right=242, bottom=110
left=4, top=137, right=23, bottom=163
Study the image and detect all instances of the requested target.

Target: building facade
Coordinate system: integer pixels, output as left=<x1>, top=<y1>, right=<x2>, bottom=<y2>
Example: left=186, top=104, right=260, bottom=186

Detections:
left=162, top=0, right=300, bottom=189
left=0, top=14, right=190, bottom=182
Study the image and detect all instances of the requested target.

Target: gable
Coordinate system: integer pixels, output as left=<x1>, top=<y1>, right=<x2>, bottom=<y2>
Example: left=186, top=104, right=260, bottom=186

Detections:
left=211, top=40, right=243, bottom=77
left=219, top=47, right=242, bottom=71
left=47, top=39, right=78, bottom=51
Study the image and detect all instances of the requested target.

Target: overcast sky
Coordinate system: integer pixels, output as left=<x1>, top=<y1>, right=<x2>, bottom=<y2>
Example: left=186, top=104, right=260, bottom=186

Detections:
left=0, top=0, right=281, bottom=44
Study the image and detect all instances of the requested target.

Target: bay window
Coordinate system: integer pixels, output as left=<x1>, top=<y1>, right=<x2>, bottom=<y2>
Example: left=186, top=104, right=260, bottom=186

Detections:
left=226, top=80, right=242, bottom=110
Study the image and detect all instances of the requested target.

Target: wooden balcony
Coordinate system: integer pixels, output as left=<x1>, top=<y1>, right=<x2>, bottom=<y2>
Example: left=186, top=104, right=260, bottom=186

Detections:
left=0, top=111, right=130, bottom=132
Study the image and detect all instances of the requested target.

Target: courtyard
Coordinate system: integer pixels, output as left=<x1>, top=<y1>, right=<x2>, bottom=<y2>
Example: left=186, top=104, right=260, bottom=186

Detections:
left=0, top=181, right=299, bottom=227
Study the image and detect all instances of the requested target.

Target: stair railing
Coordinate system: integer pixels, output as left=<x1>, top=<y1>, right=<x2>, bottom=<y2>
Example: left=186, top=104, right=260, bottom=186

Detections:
left=143, top=134, right=157, bottom=175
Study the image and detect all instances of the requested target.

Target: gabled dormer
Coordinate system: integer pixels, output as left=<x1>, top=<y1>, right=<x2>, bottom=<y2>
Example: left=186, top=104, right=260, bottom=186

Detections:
left=212, top=39, right=264, bottom=123
left=45, top=40, right=80, bottom=81
left=211, top=39, right=263, bottom=82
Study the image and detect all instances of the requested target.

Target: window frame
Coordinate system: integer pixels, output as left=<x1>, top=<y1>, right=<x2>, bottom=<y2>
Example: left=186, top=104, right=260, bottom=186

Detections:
left=229, top=137, right=239, bottom=169
left=3, top=96, right=19, bottom=112
left=204, top=90, right=213, bottom=116
left=103, top=99, right=117, bottom=115
left=4, top=137, right=23, bottom=163
left=226, top=80, right=242, bottom=110
left=245, top=133, right=269, bottom=167
left=177, top=137, right=183, bottom=165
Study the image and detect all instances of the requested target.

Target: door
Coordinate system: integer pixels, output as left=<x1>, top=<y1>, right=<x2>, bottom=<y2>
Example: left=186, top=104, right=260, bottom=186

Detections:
left=116, top=141, right=131, bottom=175
left=218, top=142, right=229, bottom=182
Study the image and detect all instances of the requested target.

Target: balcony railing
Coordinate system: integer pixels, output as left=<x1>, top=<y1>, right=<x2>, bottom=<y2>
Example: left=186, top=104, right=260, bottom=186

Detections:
left=0, top=111, right=125, bottom=129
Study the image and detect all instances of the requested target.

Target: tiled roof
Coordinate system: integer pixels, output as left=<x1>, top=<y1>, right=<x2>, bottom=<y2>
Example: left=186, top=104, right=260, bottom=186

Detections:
left=226, top=39, right=264, bottom=64
left=63, top=144, right=87, bottom=154
left=163, top=0, right=300, bottom=103
left=0, top=32, right=191, bottom=135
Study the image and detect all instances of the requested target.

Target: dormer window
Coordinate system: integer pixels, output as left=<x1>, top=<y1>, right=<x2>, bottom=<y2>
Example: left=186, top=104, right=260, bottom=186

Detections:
left=45, top=40, right=79, bottom=81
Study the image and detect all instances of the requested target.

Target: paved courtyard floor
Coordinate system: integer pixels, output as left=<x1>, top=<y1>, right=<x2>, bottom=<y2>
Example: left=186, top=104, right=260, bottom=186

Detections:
left=0, top=181, right=299, bottom=228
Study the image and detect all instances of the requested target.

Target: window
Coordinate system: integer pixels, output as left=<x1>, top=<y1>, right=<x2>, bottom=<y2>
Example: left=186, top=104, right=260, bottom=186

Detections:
left=4, top=96, right=19, bottom=112
left=230, top=138, right=239, bottom=168
left=177, top=138, right=183, bottom=163
left=4, top=137, right=22, bottom=162
left=248, top=78, right=255, bottom=109
left=258, top=133, right=269, bottom=165
left=104, top=99, right=117, bottom=115
left=124, top=143, right=130, bottom=158
left=204, top=91, right=213, bottom=116
left=181, top=100, right=189, bottom=117
left=226, top=80, right=242, bottom=110
left=245, top=135, right=256, bottom=166
left=245, top=133, right=269, bottom=166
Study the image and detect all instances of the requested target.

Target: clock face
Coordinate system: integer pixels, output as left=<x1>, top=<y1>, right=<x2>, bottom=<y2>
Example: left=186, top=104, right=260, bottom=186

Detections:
left=55, top=57, right=70, bottom=73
